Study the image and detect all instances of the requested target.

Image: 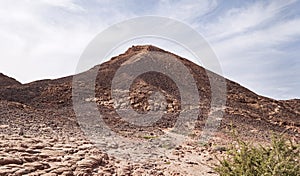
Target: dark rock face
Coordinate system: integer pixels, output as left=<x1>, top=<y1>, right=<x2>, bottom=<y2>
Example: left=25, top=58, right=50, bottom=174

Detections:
left=0, top=73, right=21, bottom=87
left=1, top=45, right=299, bottom=137
left=0, top=45, right=299, bottom=175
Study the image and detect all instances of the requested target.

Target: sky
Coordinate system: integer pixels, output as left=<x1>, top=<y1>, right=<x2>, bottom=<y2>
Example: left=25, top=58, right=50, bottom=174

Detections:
left=0, top=0, right=299, bottom=100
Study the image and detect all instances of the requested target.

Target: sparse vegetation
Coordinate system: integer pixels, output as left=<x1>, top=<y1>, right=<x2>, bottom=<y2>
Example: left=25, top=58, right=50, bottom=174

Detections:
left=214, top=134, right=300, bottom=176
left=142, top=135, right=157, bottom=140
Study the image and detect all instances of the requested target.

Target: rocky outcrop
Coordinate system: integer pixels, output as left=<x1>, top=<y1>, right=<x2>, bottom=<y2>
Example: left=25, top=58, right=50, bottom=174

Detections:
left=0, top=73, right=21, bottom=88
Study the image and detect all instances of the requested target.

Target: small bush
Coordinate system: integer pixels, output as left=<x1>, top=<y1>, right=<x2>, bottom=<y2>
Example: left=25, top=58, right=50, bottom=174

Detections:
left=214, top=135, right=300, bottom=176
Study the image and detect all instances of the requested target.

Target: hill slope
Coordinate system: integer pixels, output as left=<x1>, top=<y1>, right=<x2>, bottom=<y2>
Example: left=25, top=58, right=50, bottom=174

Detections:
left=0, top=45, right=299, bottom=175
left=0, top=72, right=21, bottom=87
left=1, top=45, right=298, bottom=138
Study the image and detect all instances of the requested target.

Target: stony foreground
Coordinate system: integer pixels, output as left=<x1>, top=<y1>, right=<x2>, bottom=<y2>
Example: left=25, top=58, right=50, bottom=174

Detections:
left=0, top=131, right=224, bottom=176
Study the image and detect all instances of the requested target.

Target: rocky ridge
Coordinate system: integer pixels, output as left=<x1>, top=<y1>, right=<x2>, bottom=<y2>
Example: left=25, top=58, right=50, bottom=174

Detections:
left=0, top=45, right=299, bottom=175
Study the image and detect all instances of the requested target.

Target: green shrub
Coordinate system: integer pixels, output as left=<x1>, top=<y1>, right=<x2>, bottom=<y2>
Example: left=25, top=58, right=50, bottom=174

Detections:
left=214, top=135, right=300, bottom=176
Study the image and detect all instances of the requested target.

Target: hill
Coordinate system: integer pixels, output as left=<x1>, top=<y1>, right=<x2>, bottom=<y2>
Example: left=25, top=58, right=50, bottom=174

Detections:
left=0, top=45, right=299, bottom=175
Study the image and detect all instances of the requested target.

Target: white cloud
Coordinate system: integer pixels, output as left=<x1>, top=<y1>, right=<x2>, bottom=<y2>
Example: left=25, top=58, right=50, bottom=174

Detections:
left=0, top=0, right=299, bottom=99
left=213, top=18, right=300, bottom=60
left=0, top=0, right=102, bottom=82
left=202, top=0, right=298, bottom=41
left=155, top=0, right=218, bottom=21
left=0, top=0, right=217, bottom=83
left=39, top=0, right=84, bottom=11
left=205, top=0, right=300, bottom=99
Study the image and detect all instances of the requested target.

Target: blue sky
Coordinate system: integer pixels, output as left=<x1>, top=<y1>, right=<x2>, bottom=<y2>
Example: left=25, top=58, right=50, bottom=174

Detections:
left=0, top=0, right=299, bottom=100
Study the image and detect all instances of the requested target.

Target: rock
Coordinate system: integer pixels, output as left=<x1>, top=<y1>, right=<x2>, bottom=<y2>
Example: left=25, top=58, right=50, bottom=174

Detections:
left=14, top=167, right=36, bottom=175
left=43, top=173, right=58, bottom=176
left=0, top=168, right=18, bottom=175
left=51, top=167, right=71, bottom=174
left=77, top=158, right=98, bottom=168
left=0, top=157, right=23, bottom=165
left=213, top=146, right=227, bottom=153
left=0, top=125, right=9, bottom=129
left=31, top=143, right=47, bottom=149
left=78, top=144, right=94, bottom=150
left=23, top=162, right=50, bottom=170
left=23, top=156, right=38, bottom=162
left=62, top=171, right=74, bottom=176
left=19, top=127, right=24, bottom=136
